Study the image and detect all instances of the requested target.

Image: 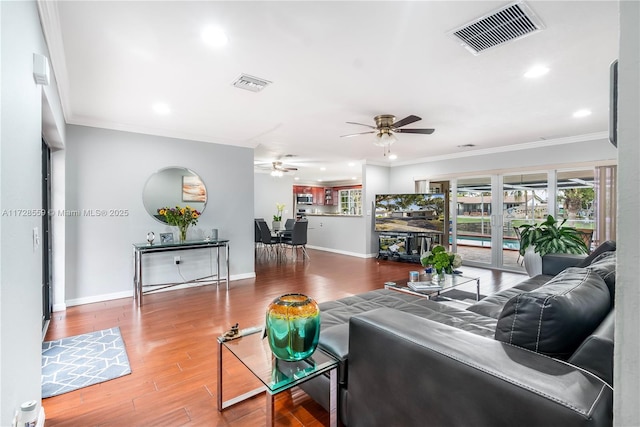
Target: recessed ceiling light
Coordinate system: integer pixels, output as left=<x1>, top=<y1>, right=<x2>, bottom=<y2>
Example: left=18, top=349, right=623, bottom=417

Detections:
left=348, top=162, right=355, bottom=167
left=152, top=103, right=171, bottom=115
left=524, top=65, right=550, bottom=78
left=351, top=177, right=357, bottom=180
left=294, top=177, right=300, bottom=180
left=320, top=167, right=326, bottom=171
left=201, top=26, right=228, bottom=48
left=317, top=179, right=323, bottom=182
left=573, top=109, right=592, bottom=118
left=389, top=154, right=398, bottom=160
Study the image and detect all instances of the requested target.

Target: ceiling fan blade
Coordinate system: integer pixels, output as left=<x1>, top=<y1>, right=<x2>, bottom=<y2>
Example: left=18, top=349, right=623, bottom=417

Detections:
left=392, top=115, right=422, bottom=129
left=394, top=128, right=435, bottom=135
left=346, top=121, right=377, bottom=129
left=340, top=131, right=376, bottom=138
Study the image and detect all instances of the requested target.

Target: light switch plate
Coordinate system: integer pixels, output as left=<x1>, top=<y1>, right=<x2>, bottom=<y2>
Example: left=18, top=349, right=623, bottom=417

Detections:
left=33, top=227, right=40, bottom=251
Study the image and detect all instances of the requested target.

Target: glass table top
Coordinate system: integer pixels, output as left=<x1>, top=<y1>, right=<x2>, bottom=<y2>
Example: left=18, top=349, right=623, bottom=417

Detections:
left=385, top=272, right=479, bottom=296
left=133, top=239, right=229, bottom=249
left=219, top=329, right=337, bottom=394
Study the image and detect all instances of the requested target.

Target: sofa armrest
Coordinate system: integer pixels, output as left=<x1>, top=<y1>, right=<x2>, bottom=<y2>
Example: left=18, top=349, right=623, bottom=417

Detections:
left=347, top=308, right=612, bottom=427
left=542, top=253, right=587, bottom=275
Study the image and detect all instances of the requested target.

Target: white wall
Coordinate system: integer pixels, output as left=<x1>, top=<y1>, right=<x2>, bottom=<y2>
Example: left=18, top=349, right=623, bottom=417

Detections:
left=389, top=137, right=617, bottom=193
left=254, top=173, right=295, bottom=223
left=615, top=1, right=640, bottom=424
left=63, top=125, right=255, bottom=305
left=0, top=1, right=62, bottom=423
left=306, top=215, right=368, bottom=256
left=364, top=164, right=391, bottom=254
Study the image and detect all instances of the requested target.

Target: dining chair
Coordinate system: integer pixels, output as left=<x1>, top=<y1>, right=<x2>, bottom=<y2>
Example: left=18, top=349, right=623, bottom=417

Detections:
left=282, top=220, right=309, bottom=260
left=257, top=220, right=280, bottom=258
left=513, top=226, right=524, bottom=265
left=279, top=218, right=296, bottom=241
left=254, top=219, right=264, bottom=254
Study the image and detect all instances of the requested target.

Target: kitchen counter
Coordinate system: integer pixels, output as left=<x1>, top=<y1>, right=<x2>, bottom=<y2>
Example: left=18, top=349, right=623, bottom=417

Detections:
left=304, top=214, right=369, bottom=256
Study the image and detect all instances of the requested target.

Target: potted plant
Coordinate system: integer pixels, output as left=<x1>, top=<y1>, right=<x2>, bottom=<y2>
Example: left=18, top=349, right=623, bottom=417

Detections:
left=517, top=214, right=589, bottom=276
left=272, top=202, right=285, bottom=231
left=420, top=245, right=462, bottom=280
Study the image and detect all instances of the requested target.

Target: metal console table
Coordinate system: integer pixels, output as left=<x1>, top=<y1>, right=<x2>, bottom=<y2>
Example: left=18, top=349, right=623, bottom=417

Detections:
left=132, top=239, right=230, bottom=306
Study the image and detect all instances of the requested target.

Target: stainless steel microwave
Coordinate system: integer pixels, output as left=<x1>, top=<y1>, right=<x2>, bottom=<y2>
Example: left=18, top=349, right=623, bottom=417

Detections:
left=296, top=194, right=313, bottom=205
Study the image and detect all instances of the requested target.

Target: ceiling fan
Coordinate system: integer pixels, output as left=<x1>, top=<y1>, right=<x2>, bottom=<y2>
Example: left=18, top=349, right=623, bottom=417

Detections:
left=254, top=161, right=298, bottom=177
left=341, top=114, right=435, bottom=156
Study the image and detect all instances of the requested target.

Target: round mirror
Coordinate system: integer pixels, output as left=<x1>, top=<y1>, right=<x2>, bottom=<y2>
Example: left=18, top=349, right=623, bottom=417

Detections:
left=143, top=167, right=207, bottom=224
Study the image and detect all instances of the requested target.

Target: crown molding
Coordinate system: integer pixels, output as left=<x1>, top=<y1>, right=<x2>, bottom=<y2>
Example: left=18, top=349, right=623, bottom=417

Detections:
left=37, top=0, right=72, bottom=120
left=391, top=132, right=609, bottom=167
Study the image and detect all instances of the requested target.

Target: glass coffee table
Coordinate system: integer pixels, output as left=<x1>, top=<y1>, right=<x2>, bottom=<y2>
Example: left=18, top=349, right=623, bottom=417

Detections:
left=217, top=327, right=338, bottom=426
left=384, top=272, right=481, bottom=301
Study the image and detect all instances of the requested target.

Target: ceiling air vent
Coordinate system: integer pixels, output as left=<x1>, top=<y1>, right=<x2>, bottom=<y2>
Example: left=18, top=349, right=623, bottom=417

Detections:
left=231, top=74, right=272, bottom=92
left=448, top=1, right=545, bottom=55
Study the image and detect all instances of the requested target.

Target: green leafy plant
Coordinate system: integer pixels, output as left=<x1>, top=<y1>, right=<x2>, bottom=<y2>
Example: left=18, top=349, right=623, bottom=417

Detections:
left=518, top=215, right=588, bottom=258
left=420, top=245, right=462, bottom=274
left=273, top=202, right=285, bottom=222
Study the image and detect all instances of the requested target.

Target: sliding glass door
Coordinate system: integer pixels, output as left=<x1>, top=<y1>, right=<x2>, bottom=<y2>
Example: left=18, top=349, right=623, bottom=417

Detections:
left=453, top=177, right=494, bottom=266
left=502, top=172, right=549, bottom=270
left=423, top=164, right=613, bottom=272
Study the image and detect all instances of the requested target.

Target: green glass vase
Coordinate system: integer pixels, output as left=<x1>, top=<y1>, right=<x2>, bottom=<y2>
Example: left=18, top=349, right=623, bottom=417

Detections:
left=266, top=293, right=320, bottom=361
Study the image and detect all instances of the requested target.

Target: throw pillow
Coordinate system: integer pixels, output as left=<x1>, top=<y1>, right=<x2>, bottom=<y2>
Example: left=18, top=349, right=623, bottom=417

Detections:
left=585, top=251, right=616, bottom=302
left=577, top=240, right=617, bottom=267
left=495, top=268, right=610, bottom=359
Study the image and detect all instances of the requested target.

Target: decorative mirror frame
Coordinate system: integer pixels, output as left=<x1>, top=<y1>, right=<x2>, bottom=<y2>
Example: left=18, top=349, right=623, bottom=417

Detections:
left=142, top=167, right=207, bottom=224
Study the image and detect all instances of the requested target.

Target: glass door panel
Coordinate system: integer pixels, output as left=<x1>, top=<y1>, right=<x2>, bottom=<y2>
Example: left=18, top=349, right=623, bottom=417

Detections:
left=502, top=172, right=549, bottom=271
left=455, top=177, right=492, bottom=265
left=556, top=169, right=596, bottom=251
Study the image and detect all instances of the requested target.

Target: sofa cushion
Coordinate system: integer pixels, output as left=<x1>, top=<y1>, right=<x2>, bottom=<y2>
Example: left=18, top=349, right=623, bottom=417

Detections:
left=584, top=251, right=616, bottom=301
left=316, top=289, right=498, bottom=384
left=494, top=268, right=610, bottom=359
left=466, top=275, right=551, bottom=319
left=568, top=310, right=615, bottom=386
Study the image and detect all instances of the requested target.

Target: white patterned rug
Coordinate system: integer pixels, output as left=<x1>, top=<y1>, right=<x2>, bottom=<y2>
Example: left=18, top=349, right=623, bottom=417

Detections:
left=41, top=327, right=131, bottom=398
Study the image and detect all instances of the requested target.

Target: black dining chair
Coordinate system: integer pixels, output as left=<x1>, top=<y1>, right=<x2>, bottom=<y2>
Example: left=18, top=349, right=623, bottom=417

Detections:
left=279, top=218, right=296, bottom=241
left=282, top=220, right=309, bottom=260
left=257, top=220, right=280, bottom=258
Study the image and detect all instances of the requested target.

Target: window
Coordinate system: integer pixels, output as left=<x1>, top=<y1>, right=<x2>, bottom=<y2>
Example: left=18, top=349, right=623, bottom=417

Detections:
left=339, top=189, right=362, bottom=215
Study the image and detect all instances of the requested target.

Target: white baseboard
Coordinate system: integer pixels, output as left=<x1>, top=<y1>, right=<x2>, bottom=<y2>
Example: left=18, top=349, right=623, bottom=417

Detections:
left=63, top=272, right=256, bottom=308
left=52, top=303, right=67, bottom=312
left=305, top=245, right=377, bottom=259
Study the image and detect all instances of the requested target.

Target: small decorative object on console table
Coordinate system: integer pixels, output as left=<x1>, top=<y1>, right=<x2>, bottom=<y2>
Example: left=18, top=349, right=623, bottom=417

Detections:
left=146, top=231, right=155, bottom=245
left=157, top=205, right=201, bottom=242
left=266, top=293, right=320, bottom=361
left=420, top=244, right=462, bottom=282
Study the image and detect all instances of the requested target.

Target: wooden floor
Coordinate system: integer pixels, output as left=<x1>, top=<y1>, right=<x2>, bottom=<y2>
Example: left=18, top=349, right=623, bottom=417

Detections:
left=43, top=249, right=526, bottom=427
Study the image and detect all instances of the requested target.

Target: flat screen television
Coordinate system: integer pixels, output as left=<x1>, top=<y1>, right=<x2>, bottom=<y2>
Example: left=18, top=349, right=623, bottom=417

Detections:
left=375, top=193, right=445, bottom=233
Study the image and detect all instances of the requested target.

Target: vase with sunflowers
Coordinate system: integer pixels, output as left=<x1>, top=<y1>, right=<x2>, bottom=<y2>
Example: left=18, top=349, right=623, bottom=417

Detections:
left=157, top=205, right=201, bottom=242
left=420, top=245, right=462, bottom=281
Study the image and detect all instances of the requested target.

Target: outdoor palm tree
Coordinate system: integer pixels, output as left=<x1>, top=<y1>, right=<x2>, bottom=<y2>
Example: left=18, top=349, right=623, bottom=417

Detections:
left=560, top=188, right=594, bottom=219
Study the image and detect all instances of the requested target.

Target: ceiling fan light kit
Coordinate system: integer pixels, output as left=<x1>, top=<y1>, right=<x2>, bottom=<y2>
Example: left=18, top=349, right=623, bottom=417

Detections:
left=342, top=114, right=435, bottom=156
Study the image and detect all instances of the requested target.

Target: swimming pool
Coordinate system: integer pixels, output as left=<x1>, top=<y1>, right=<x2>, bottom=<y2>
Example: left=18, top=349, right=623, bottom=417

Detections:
left=453, top=234, right=520, bottom=250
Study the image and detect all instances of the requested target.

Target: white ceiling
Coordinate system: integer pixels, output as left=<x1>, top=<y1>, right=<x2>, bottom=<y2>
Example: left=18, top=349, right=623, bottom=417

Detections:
left=39, top=1, right=619, bottom=183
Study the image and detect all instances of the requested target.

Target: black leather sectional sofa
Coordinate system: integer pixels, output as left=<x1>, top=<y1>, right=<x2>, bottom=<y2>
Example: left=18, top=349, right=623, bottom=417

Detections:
left=300, top=241, right=617, bottom=426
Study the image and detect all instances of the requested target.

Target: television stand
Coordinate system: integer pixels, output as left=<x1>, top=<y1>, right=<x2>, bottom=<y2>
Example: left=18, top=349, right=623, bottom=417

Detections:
left=377, top=232, right=441, bottom=264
